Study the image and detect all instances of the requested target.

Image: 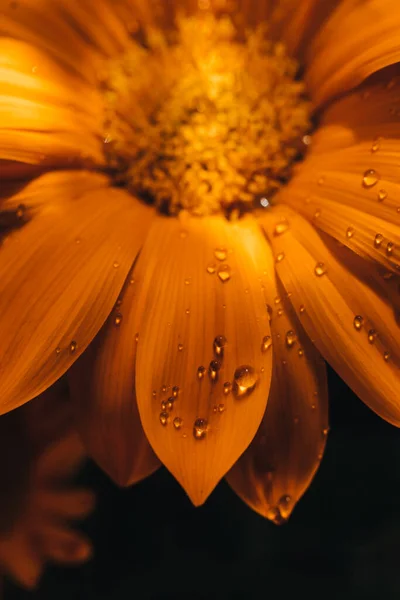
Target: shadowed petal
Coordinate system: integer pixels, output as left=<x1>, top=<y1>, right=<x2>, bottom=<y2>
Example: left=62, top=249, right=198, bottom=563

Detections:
left=0, top=182, right=153, bottom=413
left=227, top=230, right=328, bottom=523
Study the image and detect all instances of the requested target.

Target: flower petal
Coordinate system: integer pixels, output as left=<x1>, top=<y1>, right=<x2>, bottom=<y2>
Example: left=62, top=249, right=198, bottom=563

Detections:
left=227, top=266, right=328, bottom=523
left=69, top=273, right=161, bottom=487
left=37, top=526, right=92, bottom=564
left=1, top=0, right=129, bottom=82
left=305, top=0, right=400, bottom=107
left=0, top=530, right=44, bottom=589
left=0, top=181, right=153, bottom=413
left=0, top=38, right=105, bottom=172
left=133, top=213, right=273, bottom=505
left=261, top=205, right=400, bottom=425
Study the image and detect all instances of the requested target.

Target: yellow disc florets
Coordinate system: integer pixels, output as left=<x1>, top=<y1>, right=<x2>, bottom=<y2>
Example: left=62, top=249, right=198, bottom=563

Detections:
left=102, top=14, right=311, bottom=216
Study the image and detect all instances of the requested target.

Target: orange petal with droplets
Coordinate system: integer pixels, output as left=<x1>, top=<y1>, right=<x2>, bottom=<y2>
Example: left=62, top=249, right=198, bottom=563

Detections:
left=133, top=213, right=273, bottom=505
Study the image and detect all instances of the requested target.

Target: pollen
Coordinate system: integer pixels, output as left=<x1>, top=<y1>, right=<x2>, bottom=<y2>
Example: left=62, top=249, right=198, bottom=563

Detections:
left=101, top=14, right=311, bottom=216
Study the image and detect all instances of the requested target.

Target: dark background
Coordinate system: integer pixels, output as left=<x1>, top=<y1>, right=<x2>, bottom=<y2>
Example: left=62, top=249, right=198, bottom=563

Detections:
left=6, top=366, right=400, bottom=600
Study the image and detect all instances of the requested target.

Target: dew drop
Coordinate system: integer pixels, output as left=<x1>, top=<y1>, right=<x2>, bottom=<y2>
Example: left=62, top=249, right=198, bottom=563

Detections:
left=69, top=341, right=77, bottom=353
left=184, top=278, right=191, bottom=285
left=362, top=169, right=379, bottom=188
left=223, top=381, right=232, bottom=395
left=371, top=137, right=381, bottom=153
left=159, top=412, right=169, bottom=426
left=299, top=305, right=305, bottom=314
left=218, top=403, right=225, bottom=413
left=346, top=227, right=354, bottom=239
left=314, top=262, right=327, bottom=277
left=209, top=360, right=221, bottom=382
left=314, top=209, right=321, bottom=219
left=368, top=329, right=377, bottom=344
left=214, top=247, right=227, bottom=261
left=261, top=335, right=272, bottom=353
left=233, top=365, right=259, bottom=398
left=113, top=261, right=120, bottom=269
left=386, top=241, right=394, bottom=256
left=135, top=333, right=139, bottom=343
left=274, top=296, right=281, bottom=305
left=383, top=350, right=391, bottom=362
left=178, top=343, right=184, bottom=351
left=161, top=385, right=167, bottom=393
left=278, top=495, right=292, bottom=510
left=161, top=401, right=167, bottom=411
left=217, top=264, right=231, bottom=283
left=277, top=308, right=284, bottom=317
left=166, top=397, right=174, bottom=411
left=353, top=315, right=364, bottom=331
left=172, top=386, right=179, bottom=398
left=378, top=189, right=388, bottom=202
left=322, top=427, right=329, bottom=436
left=185, top=308, right=190, bottom=315
left=173, top=417, right=183, bottom=430
left=374, top=233, right=384, bottom=248
left=197, top=366, right=206, bottom=380
left=55, top=347, right=61, bottom=355
left=285, top=330, right=297, bottom=348
left=16, top=204, right=25, bottom=219
left=114, top=313, right=123, bottom=326
left=298, top=348, right=304, bottom=357
left=193, top=418, right=208, bottom=440
left=273, top=220, right=289, bottom=236
left=213, top=335, right=227, bottom=357
left=206, top=263, right=216, bottom=274
left=275, top=252, right=285, bottom=263
left=152, top=390, right=157, bottom=398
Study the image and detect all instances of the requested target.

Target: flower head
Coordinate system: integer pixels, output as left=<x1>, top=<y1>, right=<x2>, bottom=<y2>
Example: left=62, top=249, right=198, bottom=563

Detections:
left=1, top=0, right=400, bottom=521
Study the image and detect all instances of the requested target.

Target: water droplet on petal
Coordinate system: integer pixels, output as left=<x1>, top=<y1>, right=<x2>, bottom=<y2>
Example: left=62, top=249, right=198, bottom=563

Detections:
left=223, top=381, right=232, bottom=395
left=362, top=169, right=379, bottom=188
left=197, top=366, right=206, bottom=380
left=346, top=227, right=354, bottom=238
left=277, top=308, right=284, bottom=317
left=273, top=220, right=289, bottom=236
left=172, top=386, right=179, bottom=398
left=113, top=261, right=120, bottom=269
left=218, top=403, right=225, bottom=413
left=374, top=233, right=384, bottom=248
left=213, top=335, right=227, bottom=357
left=193, top=418, right=208, bottom=440
left=368, top=329, right=377, bottom=344
left=383, top=350, right=391, bottom=362
left=378, top=189, right=388, bottom=202
left=217, top=264, right=231, bottom=283
left=299, top=305, right=305, bottom=314
left=386, top=241, right=394, bottom=256
left=114, top=313, right=123, bottom=326
left=184, top=278, right=191, bottom=285
left=314, top=262, right=327, bottom=277
left=69, top=341, right=77, bottom=353
left=214, top=247, right=227, bottom=261
left=278, top=495, right=292, bottom=510
left=55, top=347, right=61, bottom=355
left=261, top=335, right=272, bottom=352
left=209, top=360, right=221, bottom=382
left=206, top=263, right=216, bottom=274
left=353, top=315, right=364, bottom=330
left=275, top=252, right=285, bottom=263
left=173, top=417, right=183, bottom=430
left=160, top=412, right=169, bottom=426
left=298, top=348, right=304, bottom=357
left=285, top=330, right=297, bottom=348
left=233, top=365, right=259, bottom=398
left=178, top=343, right=184, bottom=351
left=135, top=333, right=139, bottom=343
left=371, top=137, right=381, bottom=153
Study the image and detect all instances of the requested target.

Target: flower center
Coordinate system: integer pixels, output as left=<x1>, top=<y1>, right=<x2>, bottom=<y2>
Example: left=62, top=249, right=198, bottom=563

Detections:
left=102, top=14, right=311, bottom=217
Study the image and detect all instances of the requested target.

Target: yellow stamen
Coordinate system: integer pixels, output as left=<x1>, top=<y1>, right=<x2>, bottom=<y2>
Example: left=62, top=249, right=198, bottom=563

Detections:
left=102, top=14, right=311, bottom=216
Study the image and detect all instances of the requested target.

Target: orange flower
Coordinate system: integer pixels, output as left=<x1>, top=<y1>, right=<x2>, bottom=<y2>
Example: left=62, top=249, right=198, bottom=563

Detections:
left=0, top=0, right=399, bottom=522
left=0, top=388, right=95, bottom=590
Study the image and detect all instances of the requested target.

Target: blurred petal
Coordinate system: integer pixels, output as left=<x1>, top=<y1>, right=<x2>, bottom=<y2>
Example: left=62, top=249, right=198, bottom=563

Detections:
left=134, top=213, right=273, bottom=505
left=0, top=182, right=153, bottom=413
left=35, top=525, right=92, bottom=564
left=0, top=38, right=105, bottom=172
left=227, top=237, right=328, bottom=522
left=0, top=531, right=44, bottom=590
left=306, top=0, right=400, bottom=107
left=70, top=272, right=160, bottom=487
left=261, top=205, right=400, bottom=425
left=35, top=489, right=95, bottom=520
left=0, top=0, right=129, bottom=82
